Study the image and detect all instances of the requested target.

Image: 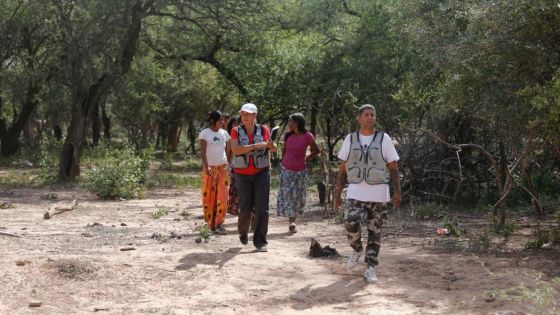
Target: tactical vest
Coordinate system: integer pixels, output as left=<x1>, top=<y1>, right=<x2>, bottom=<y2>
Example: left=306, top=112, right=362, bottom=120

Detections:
left=346, top=131, right=388, bottom=185
left=232, top=124, right=271, bottom=169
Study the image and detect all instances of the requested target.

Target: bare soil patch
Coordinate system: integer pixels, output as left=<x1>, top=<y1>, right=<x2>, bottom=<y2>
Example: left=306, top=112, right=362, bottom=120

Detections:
left=0, top=186, right=558, bottom=314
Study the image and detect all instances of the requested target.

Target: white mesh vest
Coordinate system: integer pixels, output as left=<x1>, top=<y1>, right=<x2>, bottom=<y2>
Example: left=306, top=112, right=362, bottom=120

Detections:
left=232, top=124, right=270, bottom=169
left=346, top=131, right=388, bottom=185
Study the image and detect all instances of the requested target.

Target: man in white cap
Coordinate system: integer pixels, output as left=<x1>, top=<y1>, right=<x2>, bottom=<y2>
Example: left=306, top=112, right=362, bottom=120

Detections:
left=230, top=103, right=277, bottom=251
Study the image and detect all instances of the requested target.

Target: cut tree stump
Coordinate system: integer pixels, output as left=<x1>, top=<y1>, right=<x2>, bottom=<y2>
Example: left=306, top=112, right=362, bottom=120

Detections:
left=44, top=199, right=78, bottom=219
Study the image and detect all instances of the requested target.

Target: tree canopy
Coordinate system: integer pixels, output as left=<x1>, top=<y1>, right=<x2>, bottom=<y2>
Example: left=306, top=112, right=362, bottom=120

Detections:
left=0, top=0, right=559, bottom=220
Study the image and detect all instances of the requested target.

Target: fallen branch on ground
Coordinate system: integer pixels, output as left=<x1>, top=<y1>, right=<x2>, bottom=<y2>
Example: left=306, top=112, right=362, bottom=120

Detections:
left=0, top=231, right=21, bottom=238
left=44, top=199, right=78, bottom=219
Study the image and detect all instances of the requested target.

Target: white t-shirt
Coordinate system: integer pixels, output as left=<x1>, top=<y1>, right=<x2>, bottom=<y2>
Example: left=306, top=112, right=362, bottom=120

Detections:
left=337, top=131, right=399, bottom=203
left=198, top=128, right=230, bottom=166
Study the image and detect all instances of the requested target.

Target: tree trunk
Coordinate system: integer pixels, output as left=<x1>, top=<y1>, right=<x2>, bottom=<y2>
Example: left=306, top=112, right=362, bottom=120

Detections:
left=156, top=121, right=166, bottom=150
left=0, top=81, right=40, bottom=157
left=53, top=125, right=63, bottom=140
left=522, top=163, right=543, bottom=216
left=493, top=142, right=508, bottom=220
left=92, top=100, right=100, bottom=147
left=325, top=116, right=334, bottom=160
left=188, top=121, right=197, bottom=155
left=57, top=0, right=153, bottom=180
left=310, top=103, right=318, bottom=136
left=59, top=98, right=87, bottom=179
left=101, top=102, right=111, bottom=142
left=1, top=130, right=23, bottom=157
left=23, top=118, right=38, bottom=145
left=167, top=123, right=180, bottom=152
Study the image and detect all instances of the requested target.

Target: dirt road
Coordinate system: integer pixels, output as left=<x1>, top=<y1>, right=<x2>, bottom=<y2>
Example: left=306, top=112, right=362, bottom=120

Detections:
left=0, top=187, right=556, bottom=314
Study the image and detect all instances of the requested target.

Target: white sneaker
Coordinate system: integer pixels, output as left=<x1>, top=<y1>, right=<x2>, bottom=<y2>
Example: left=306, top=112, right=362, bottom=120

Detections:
left=363, top=266, right=378, bottom=283
left=346, top=250, right=364, bottom=269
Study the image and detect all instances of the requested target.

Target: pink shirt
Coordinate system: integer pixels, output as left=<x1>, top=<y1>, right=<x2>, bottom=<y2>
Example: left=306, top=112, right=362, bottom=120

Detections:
left=281, top=131, right=314, bottom=172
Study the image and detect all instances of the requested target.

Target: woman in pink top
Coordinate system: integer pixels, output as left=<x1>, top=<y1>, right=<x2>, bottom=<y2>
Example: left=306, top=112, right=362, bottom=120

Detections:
left=277, top=113, right=320, bottom=233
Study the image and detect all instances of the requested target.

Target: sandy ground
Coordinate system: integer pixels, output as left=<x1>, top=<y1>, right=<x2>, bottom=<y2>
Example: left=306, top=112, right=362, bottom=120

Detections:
left=0, top=186, right=559, bottom=315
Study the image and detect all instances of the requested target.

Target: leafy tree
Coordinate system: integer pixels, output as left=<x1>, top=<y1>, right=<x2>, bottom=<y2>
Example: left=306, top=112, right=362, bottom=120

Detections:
left=0, top=1, right=56, bottom=156
left=50, top=0, right=159, bottom=180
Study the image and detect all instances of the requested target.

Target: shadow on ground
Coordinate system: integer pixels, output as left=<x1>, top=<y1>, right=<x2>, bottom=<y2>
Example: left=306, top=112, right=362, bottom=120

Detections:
left=289, top=276, right=368, bottom=310
left=175, top=247, right=257, bottom=270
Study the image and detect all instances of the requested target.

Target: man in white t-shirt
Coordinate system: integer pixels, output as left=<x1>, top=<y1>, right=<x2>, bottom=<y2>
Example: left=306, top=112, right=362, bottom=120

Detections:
left=335, top=104, right=401, bottom=283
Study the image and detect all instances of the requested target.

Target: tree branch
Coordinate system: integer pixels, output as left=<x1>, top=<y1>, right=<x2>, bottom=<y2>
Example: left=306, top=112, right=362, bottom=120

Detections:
left=340, top=0, right=361, bottom=17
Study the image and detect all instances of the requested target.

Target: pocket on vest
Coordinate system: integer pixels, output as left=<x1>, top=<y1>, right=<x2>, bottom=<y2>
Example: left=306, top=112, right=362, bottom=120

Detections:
left=365, top=168, right=387, bottom=185
left=233, top=155, right=247, bottom=168
left=347, top=166, right=362, bottom=184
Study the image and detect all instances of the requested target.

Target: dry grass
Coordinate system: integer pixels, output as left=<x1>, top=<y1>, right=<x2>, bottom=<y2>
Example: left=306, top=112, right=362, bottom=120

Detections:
left=52, top=259, right=97, bottom=280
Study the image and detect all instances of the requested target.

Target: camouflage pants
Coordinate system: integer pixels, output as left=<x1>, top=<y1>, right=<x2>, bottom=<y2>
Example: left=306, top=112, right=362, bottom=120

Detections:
left=344, top=199, right=386, bottom=266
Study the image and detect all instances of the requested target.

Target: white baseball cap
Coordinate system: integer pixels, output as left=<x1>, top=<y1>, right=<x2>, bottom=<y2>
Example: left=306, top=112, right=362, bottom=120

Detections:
left=239, top=103, right=258, bottom=114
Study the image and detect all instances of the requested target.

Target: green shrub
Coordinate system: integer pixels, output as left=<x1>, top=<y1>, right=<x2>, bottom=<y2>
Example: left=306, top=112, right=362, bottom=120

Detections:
left=198, top=224, right=212, bottom=242
left=468, top=230, right=491, bottom=253
left=525, top=229, right=550, bottom=250
left=413, top=203, right=447, bottom=220
left=443, top=216, right=465, bottom=237
left=82, top=144, right=120, bottom=165
left=151, top=205, right=169, bottom=219
left=183, top=155, right=202, bottom=171
left=551, top=209, right=560, bottom=244
left=549, top=228, right=560, bottom=244
left=489, top=217, right=517, bottom=238
left=496, top=275, right=560, bottom=315
left=146, top=173, right=201, bottom=188
left=533, top=173, right=560, bottom=198
left=433, top=237, right=463, bottom=252
left=158, top=151, right=175, bottom=170
left=37, top=137, right=64, bottom=184
left=84, top=145, right=154, bottom=199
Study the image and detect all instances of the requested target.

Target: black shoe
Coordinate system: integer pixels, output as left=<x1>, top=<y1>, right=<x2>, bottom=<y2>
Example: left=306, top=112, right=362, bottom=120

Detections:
left=239, top=234, right=248, bottom=245
left=214, top=225, right=227, bottom=235
left=289, top=223, right=297, bottom=233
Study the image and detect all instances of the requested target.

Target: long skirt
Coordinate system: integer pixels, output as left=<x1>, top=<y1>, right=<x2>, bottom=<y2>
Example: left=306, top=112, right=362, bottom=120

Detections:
left=227, top=171, right=239, bottom=215
left=202, top=164, right=229, bottom=229
left=276, top=167, right=308, bottom=218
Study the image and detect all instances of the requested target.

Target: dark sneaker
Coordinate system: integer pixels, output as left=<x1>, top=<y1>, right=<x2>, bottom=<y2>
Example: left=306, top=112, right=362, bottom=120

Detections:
left=289, top=223, right=297, bottom=233
left=239, top=234, right=248, bottom=245
left=214, top=225, right=227, bottom=235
